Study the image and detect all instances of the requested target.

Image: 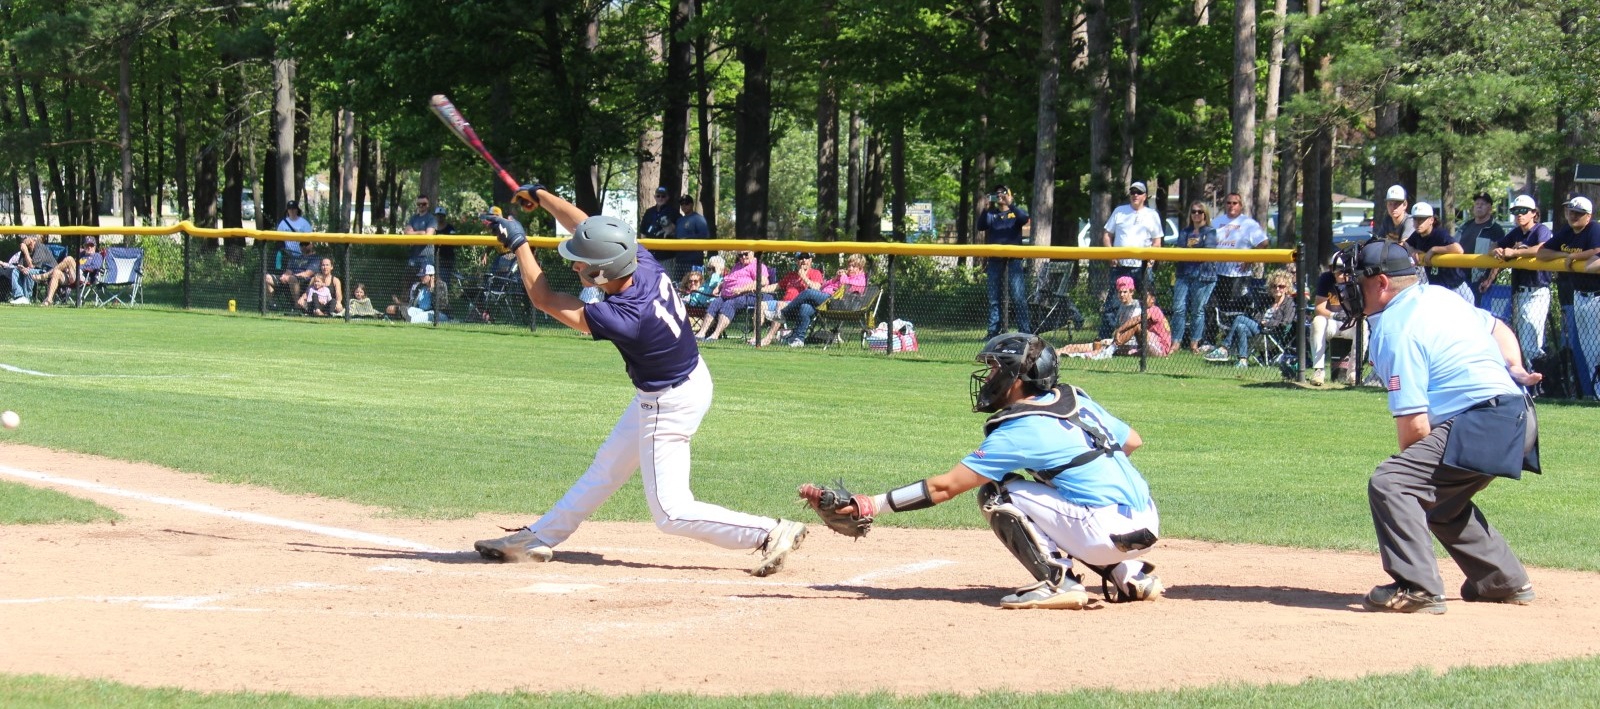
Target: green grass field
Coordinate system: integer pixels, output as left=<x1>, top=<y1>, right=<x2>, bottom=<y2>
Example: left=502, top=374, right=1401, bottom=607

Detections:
left=1, top=307, right=1597, bottom=705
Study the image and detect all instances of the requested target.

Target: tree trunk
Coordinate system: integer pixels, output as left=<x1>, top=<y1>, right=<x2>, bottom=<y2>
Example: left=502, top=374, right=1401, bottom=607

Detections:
left=859, top=126, right=885, bottom=241
left=638, top=27, right=663, bottom=216
left=294, top=85, right=309, bottom=204
left=170, top=29, right=189, bottom=220
left=195, top=79, right=220, bottom=236
left=974, top=1, right=993, bottom=239
left=660, top=0, right=694, bottom=200
left=1119, top=0, right=1140, bottom=189
left=694, top=8, right=719, bottom=237
left=1439, top=148, right=1452, bottom=235
left=1031, top=0, right=1062, bottom=248
left=0, top=84, right=17, bottom=224
left=1370, top=0, right=1401, bottom=200
left=118, top=41, right=134, bottom=226
left=30, top=80, right=68, bottom=226
left=957, top=155, right=971, bottom=245
left=340, top=109, right=356, bottom=229
left=328, top=109, right=341, bottom=231
left=815, top=0, right=840, bottom=241
left=139, top=50, right=153, bottom=220
left=1230, top=0, right=1256, bottom=207
left=1086, top=0, right=1113, bottom=235
left=419, top=157, right=441, bottom=205
left=890, top=122, right=906, bottom=242
left=63, top=93, right=80, bottom=226
left=734, top=34, right=771, bottom=238
left=353, top=128, right=369, bottom=232
left=7, top=52, right=44, bottom=224
left=845, top=108, right=861, bottom=239
left=1255, top=0, right=1285, bottom=225
left=273, top=29, right=296, bottom=221
left=1274, top=0, right=1302, bottom=249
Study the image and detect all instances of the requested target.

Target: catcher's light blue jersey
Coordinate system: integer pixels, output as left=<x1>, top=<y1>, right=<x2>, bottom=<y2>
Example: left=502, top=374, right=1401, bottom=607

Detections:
left=962, top=391, right=1153, bottom=512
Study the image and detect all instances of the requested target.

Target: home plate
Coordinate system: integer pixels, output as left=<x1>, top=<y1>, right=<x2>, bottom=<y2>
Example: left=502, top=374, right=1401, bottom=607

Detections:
left=511, top=583, right=606, bottom=594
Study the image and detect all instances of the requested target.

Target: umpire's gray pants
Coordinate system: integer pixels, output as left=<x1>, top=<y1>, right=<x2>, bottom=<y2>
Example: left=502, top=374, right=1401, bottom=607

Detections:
left=1368, top=420, right=1529, bottom=598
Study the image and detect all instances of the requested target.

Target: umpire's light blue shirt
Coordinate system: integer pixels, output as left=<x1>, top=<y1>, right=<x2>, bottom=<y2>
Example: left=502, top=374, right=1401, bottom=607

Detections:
left=961, top=391, right=1154, bottom=512
left=1367, top=283, right=1520, bottom=423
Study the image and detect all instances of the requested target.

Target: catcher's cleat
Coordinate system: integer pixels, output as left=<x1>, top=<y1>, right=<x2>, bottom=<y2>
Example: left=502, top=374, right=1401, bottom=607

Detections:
left=750, top=519, right=807, bottom=577
left=1000, top=579, right=1089, bottom=610
left=1122, top=572, right=1164, bottom=601
left=475, top=528, right=554, bottom=563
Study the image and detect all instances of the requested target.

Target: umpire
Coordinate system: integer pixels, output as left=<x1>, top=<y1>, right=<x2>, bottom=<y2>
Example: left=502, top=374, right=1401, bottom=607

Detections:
left=1350, top=241, right=1543, bottom=614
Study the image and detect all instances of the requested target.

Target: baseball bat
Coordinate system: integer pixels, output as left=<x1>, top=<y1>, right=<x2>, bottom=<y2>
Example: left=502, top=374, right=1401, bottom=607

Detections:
left=429, top=94, right=523, bottom=195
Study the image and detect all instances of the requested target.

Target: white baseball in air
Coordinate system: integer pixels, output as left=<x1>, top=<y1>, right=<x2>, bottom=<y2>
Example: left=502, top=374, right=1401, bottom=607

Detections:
left=1, top=411, right=18, bottom=430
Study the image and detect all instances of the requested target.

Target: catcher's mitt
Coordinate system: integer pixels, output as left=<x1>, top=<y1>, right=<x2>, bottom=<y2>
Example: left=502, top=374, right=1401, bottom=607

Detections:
left=797, top=481, right=875, bottom=538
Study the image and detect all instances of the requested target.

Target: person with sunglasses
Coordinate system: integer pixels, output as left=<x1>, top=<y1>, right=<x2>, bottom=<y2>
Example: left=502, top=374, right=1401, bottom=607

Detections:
left=402, top=194, right=439, bottom=277
left=1537, top=196, right=1600, bottom=398
left=1487, top=195, right=1553, bottom=374
left=1172, top=201, right=1219, bottom=353
left=1099, top=181, right=1162, bottom=339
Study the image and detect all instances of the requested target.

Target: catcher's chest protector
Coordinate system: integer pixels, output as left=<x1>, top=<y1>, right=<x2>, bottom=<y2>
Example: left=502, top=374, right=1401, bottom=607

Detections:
left=982, top=386, right=1121, bottom=483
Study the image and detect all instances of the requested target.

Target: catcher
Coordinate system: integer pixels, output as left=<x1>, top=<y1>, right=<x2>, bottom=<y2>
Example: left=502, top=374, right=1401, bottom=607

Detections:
left=799, top=332, right=1162, bottom=609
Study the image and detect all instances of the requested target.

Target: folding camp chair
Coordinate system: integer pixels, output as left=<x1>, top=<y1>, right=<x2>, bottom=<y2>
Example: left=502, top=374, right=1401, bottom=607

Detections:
left=466, top=254, right=532, bottom=327
left=813, top=285, right=883, bottom=349
left=1031, top=260, right=1086, bottom=340
left=90, top=247, right=144, bottom=306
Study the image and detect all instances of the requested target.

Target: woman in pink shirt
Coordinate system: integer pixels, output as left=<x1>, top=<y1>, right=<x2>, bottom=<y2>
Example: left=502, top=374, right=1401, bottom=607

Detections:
left=694, top=250, right=775, bottom=341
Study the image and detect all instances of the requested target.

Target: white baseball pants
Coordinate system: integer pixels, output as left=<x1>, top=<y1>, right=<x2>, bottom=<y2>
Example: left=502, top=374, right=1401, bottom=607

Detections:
left=1511, top=287, right=1550, bottom=366
left=530, top=358, right=776, bottom=550
left=1575, top=292, right=1600, bottom=397
left=1310, top=314, right=1366, bottom=370
left=1005, top=479, right=1160, bottom=587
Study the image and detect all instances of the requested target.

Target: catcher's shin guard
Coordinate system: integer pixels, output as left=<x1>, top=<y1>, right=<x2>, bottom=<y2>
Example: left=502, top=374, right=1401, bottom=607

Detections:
left=978, top=481, right=1072, bottom=587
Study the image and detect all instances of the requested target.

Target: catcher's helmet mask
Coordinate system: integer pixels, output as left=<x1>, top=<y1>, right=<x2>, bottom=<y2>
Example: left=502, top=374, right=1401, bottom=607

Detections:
left=559, top=215, right=638, bottom=285
left=971, top=332, right=1061, bottom=413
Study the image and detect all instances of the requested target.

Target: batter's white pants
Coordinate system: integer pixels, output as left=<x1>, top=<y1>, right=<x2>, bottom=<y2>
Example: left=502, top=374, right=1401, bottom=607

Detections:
left=529, top=358, right=776, bottom=550
left=1005, top=480, right=1160, bottom=587
left=1310, top=315, right=1366, bottom=370
left=1511, top=287, right=1550, bottom=366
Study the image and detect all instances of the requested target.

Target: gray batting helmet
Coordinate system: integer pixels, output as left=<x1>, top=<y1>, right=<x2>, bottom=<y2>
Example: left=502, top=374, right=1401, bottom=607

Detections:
left=558, top=215, right=638, bottom=285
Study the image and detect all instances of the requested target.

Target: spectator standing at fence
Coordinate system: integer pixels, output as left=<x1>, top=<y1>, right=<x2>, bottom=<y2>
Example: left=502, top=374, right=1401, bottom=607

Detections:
left=1100, top=181, right=1162, bottom=339
left=1460, top=193, right=1506, bottom=305
left=980, top=184, right=1033, bottom=338
left=640, top=186, right=681, bottom=277
left=1353, top=240, right=1541, bottom=614
left=674, top=195, right=709, bottom=278
left=1487, top=195, right=1552, bottom=371
left=783, top=253, right=868, bottom=347
left=1208, top=192, right=1269, bottom=318
left=403, top=194, right=439, bottom=274
left=1372, top=185, right=1417, bottom=244
left=1405, top=202, right=1471, bottom=303
left=1539, top=196, right=1600, bottom=397
left=276, top=200, right=313, bottom=257
left=1172, top=201, right=1219, bottom=353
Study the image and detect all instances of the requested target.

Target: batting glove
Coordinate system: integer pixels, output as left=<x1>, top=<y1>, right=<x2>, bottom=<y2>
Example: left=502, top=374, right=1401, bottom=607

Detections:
left=481, top=214, right=527, bottom=252
left=513, top=183, right=546, bottom=211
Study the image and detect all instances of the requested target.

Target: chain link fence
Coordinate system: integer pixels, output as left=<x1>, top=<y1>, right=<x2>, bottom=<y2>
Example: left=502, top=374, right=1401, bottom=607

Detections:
left=7, top=228, right=1596, bottom=399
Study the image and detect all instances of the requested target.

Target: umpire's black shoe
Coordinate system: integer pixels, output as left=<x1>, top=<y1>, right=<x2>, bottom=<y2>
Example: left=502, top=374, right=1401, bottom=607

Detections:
left=1462, top=582, right=1536, bottom=605
left=1363, top=582, right=1446, bottom=614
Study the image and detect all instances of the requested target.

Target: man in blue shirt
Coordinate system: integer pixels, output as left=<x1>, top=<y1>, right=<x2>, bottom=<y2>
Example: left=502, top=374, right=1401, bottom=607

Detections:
left=1352, top=241, right=1542, bottom=614
left=474, top=184, right=806, bottom=577
left=800, top=333, right=1163, bottom=609
left=978, top=185, right=1032, bottom=338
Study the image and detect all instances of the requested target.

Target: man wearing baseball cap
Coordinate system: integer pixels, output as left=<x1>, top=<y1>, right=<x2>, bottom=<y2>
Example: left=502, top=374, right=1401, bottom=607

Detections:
left=1372, top=184, right=1416, bottom=244
left=276, top=199, right=312, bottom=256
left=639, top=186, right=681, bottom=274
left=1353, top=240, right=1542, bottom=614
left=1461, top=192, right=1506, bottom=304
left=1538, top=195, right=1600, bottom=397
left=1487, top=195, right=1553, bottom=372
left=1404, top=201, right=1472, bottom=303
left=1100, top=181, right=1162, bottom=339
left=979, top=184, right=1032, bottom=338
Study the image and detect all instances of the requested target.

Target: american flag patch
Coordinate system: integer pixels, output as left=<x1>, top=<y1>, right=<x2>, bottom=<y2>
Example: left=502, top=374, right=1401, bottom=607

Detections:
left=1387, top=375, right=1401, bottom=392
left=972, top=450, right=986, bottom=459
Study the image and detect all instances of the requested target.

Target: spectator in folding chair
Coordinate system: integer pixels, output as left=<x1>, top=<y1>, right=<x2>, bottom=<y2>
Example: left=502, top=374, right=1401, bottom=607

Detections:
left=693, top=250, right=774, bottom=342
left=387, top=264, right=441, bottom=323
left=39, top=242, right=78, bottom=307
left=782, top=253, right=868, bottom=347
left=264, top=243, right=318, bottom=304
left=1205, top=268, right=1296, bottom=368
left=8, top=235, right=56, bottom=305
left=68, top=237, right=106, bottom=302
left=755, top=252, right=823, bottom=346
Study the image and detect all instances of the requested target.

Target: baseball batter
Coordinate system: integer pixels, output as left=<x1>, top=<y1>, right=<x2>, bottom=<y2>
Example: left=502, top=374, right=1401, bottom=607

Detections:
left=803, top=333, right=1163, bottom=609
left=474, top=184, right=807, bottom=577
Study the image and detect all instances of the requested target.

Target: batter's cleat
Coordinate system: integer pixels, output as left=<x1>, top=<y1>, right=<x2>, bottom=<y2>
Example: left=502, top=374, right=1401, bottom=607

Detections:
left=1000, top=580, right=1090, bottom=610
left=474, top=528, right=554, bottom=563
left=1121, top=572, right=1165, bottom=601
left=750, top=519, right=807, bottom=577
left=1462, top=582, right=1536, bottom=605
left=1363, top=582, right=1446, bottom=614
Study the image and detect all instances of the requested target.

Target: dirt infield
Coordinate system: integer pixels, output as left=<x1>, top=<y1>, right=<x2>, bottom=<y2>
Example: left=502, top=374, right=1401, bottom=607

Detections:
left=3, top=442, right=1599, bottom=698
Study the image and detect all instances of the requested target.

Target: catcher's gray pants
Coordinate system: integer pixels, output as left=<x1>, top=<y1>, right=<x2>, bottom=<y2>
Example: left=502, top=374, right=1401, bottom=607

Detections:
left=1367, top=420, right=1529, bottom=598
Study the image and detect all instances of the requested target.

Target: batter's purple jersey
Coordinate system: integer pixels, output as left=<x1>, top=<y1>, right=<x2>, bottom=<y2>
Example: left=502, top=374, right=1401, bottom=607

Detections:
left=583, top=245, right=702, bottom=391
